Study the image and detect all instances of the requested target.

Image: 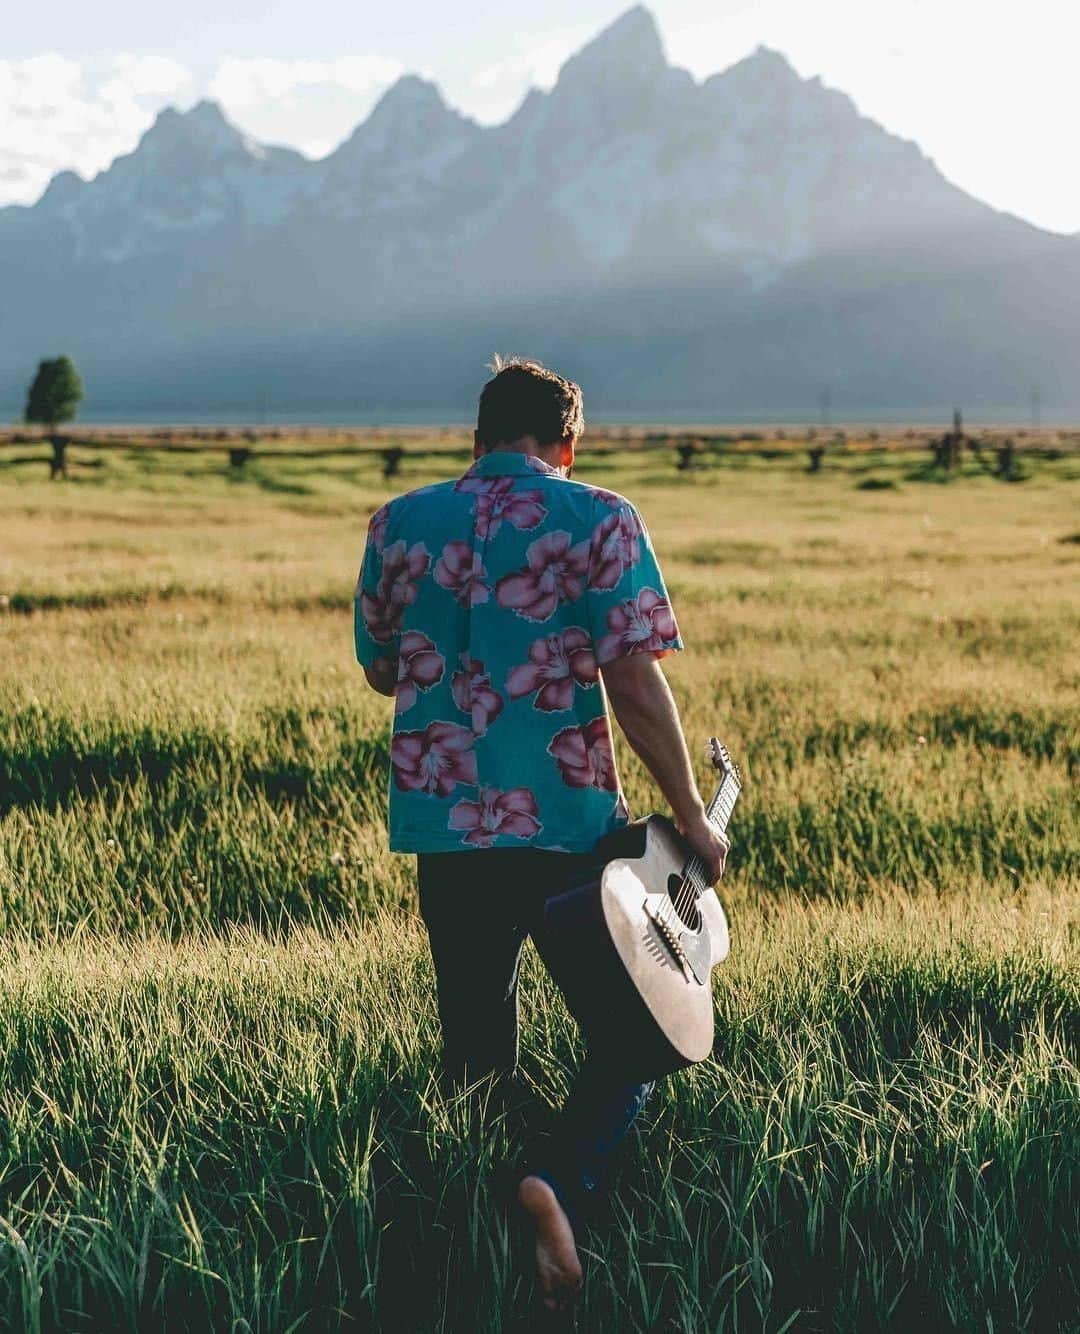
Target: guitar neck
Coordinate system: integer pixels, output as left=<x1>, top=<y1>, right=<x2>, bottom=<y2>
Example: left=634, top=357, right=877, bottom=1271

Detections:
left=706, top=774, right=740, bottom=837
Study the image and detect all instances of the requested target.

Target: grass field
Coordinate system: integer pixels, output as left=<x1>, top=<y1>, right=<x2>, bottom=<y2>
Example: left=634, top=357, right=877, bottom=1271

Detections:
left=0, top=440, right=1077, bottom=1331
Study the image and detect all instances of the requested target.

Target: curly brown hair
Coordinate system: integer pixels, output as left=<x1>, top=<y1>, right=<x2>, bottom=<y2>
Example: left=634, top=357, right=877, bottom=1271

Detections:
left=475, top=356, right=584, bottom=450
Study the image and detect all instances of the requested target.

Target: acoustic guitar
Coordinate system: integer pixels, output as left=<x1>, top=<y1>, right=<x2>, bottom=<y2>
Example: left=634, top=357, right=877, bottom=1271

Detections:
left=544, top=739, right=741, bottom=1080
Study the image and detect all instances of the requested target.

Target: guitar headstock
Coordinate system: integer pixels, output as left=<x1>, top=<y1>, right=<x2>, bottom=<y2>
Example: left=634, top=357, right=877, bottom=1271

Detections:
left=707, top=737, right=742, bottom=787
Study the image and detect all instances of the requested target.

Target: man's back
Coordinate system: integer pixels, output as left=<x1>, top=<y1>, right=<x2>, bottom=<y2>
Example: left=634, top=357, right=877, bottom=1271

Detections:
left=354, top=451, right=682, bottom=854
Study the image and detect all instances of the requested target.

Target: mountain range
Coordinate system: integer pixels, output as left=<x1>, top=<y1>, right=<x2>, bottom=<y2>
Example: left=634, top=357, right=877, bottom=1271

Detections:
left=2, top=5, right=1078, bottom=422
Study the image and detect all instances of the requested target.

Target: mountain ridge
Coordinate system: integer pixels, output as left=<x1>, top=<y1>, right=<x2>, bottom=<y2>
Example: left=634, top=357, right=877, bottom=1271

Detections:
left=1, top=5, right=1077, bottom=420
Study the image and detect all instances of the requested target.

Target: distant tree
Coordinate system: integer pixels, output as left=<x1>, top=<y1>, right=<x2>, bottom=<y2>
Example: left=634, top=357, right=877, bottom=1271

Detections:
left=25, top=356, right=84, bottom=477
left=25, top=355, right=83, bottom=432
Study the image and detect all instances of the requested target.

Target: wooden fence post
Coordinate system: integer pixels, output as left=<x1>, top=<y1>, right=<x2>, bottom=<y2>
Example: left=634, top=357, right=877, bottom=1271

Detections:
left=675, top=441, right=699, bottom=471
left=930, top=410, right=964, bottom=471
left=49, top=435, right=69, bottom=479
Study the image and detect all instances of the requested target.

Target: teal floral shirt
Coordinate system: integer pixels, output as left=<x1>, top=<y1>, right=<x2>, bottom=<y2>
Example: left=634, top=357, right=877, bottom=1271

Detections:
left=354, top=452, right=683, bottom=853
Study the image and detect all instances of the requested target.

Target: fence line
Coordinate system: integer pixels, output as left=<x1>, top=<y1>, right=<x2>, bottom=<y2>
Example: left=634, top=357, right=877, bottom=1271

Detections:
left=0, top=425, right=1074, bottom=481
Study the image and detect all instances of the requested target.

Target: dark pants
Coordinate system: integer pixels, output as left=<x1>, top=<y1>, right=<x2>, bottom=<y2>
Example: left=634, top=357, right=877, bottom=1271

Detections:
left=417, top=848, right=655, bottom=1228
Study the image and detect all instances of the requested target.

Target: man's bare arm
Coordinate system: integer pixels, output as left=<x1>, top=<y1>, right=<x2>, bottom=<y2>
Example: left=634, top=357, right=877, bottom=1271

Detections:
left=601, top=653, right=729, bottom=881
left=363, top=659, right=398, bottom=697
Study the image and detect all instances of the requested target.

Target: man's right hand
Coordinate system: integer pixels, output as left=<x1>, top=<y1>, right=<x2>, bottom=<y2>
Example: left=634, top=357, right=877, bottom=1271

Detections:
left=678, top=809, right=730, bottom=883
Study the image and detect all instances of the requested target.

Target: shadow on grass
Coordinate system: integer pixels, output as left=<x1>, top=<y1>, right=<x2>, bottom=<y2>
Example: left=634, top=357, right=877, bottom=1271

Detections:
left=0, top=706, right=387, bottom=816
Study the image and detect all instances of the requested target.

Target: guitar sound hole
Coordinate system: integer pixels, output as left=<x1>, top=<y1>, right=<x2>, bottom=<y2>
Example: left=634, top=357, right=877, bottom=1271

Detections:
left=666, top=874, right=702, bottom=931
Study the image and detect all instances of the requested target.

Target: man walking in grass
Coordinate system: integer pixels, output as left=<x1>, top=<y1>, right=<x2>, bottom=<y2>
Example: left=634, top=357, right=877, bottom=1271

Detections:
left=354, top=358, right=728, bottom=1316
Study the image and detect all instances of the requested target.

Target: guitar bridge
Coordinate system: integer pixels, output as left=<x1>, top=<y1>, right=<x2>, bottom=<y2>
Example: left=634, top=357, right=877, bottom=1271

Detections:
left=643, top=900, right=692, bottom=975
left=644, top=899, right=712, bottom=986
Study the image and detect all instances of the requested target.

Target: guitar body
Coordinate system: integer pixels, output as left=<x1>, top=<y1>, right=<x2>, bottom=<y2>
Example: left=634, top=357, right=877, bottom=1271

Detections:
left=600, top=815, right=729, bottom=1067
left=544, top=735, right=739, bottom=1082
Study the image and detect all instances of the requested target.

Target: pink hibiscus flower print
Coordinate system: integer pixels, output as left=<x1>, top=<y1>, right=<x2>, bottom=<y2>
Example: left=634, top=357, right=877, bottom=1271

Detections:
left=361, top=539, right=430, bottom=643
left=391, top=721, right=478, bottom=796
left=589, top=507, right=642, bottom=591
left=456, top=475, right=547, bottom=539
left=448, top=786, right=542, bottom=848
left=548, top=718, right=618, bottom=791
left=433, top=541, right=490, bottom=607
left=588, top=486, right=624, bottom=509
left=360, top=589, right=397, bottom=645
left=596, top=587, right=679, bottom=664
left=495, top=530, right=590, bottom=622
left=451, top=655, right=504, bottom=735
left=506, top=628, right=598, bottom=712
left=394, top=631, right=445, bottom=714
left=368, top=502, right=391, bottom=552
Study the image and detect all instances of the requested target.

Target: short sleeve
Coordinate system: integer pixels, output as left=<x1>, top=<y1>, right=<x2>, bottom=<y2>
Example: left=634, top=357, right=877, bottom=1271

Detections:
left=585, top=499, right=683, bottom=667
left=353, top=507, right=400, bottom=669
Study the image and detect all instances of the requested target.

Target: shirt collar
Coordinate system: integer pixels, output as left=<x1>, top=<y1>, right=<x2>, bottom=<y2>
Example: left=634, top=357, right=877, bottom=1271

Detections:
left=461, top=451, right=561, bottom=481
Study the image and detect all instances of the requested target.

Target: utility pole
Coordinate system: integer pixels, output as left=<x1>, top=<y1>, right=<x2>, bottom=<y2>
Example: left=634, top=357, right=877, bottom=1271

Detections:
left=819, top=385, right=831, bottom=429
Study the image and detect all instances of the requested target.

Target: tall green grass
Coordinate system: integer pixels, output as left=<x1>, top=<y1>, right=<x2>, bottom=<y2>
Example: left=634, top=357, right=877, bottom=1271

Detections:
left=0, top=895, right=1073, bottom=1332
left=0, top=699, right=1075, bottom=933
left=0, top=448, right=1077, bottom=1330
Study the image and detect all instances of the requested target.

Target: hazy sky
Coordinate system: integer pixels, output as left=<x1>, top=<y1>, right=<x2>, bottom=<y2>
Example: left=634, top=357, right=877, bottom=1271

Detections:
left=2, top=0, right=1075, bottom=233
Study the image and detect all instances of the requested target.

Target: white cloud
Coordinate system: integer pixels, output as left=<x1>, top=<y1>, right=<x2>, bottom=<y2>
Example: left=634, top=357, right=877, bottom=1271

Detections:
left=100, top=53, right=192, bottom=102
left=209, top=55, right=403, bottom=106
left=0, top=52, right=193, bottom=205
left=206, top=55, right=404, bottom=157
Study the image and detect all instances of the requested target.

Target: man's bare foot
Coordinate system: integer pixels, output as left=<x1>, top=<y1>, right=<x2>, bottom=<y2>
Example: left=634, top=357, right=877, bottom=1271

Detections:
left=517, top=1175, right=583, bottom=1315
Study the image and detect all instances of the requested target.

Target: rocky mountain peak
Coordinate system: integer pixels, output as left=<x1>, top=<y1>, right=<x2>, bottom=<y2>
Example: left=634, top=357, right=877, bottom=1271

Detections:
left=318, top=73, right=479, bottom=214
left=700, top=43, right=808, bottom=107
left=367, top=75, right=449, bottom=125
left=331, top=74, right=475, bottom=163
left=556, top=5, right=667, bottom=84
left=38, top=169, right=84, bottom=209
left=737, top=45, right=800, bottom=81
left=140, top=99, right=243, bottom=154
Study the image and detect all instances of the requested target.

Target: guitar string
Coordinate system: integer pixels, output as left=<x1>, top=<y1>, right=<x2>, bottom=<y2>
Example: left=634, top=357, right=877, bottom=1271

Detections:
left=663, top=776, right=738, bottom=929
left=673, top=782, right=734, bottom=918
left=655, top=763, right=739, bottom=933
left=680, top=783, right=736, bottom=918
